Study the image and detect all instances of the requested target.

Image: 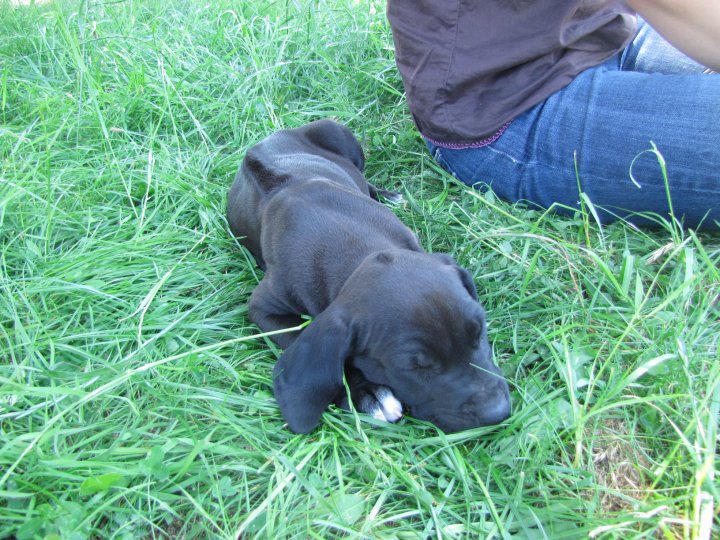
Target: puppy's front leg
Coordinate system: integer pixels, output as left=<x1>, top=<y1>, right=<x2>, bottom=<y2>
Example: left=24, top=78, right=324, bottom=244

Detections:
left=335, top=367, right=403, bottom=423
left=248, top=280, right=305, bottom=349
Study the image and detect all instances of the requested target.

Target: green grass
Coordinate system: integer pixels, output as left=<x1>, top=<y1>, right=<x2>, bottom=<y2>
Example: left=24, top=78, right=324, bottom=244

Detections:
left=1, top=1, right=718, bottom=538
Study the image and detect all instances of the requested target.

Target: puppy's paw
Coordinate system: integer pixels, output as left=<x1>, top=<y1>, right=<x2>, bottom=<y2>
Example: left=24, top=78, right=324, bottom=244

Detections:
left=368, top=184, right=405, bottom=205
left=378, top=190, right=405, bottom=204
left=336, top=368, right=404, bottom=424
left=358, top=385, right=403, bottom=423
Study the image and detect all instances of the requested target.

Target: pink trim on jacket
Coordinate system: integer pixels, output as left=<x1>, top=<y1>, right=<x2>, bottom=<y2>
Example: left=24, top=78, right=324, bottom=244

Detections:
left=422, top=121, right=512, bottom=150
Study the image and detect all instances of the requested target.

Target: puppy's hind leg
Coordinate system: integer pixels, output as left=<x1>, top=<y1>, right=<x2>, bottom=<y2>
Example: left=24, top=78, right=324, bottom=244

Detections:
left=247, top=248, right=267, bottom=272
left=368, top=183, right=404, bottom=204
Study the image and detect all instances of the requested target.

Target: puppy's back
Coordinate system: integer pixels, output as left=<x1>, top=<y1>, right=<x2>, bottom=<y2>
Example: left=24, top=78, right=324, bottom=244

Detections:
left=227, top=120, right=369, bottom=268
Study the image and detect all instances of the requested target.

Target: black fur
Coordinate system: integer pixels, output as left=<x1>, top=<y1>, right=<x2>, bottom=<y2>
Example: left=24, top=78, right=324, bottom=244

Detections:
left=227, top=119, right=510, bottom=433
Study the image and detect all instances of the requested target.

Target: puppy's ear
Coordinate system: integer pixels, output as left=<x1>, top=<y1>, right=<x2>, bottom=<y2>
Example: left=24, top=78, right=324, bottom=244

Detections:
left=433, top=253, right=478, bottom=300
left=272, top=309, right=353, bottom=433
left=455, top=265, right=478, bottom=300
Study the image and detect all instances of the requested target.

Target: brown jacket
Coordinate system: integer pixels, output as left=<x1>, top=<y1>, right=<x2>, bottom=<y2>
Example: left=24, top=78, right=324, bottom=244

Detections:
left=387, top=0, right=636, bottom=147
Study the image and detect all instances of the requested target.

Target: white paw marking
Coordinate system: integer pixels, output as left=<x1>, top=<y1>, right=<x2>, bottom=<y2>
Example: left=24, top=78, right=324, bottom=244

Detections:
left=385, top=192, right=405, bottom=204
left=361, top=386, right=403, bottom=423
left=374, top=387, right=403, bottom=422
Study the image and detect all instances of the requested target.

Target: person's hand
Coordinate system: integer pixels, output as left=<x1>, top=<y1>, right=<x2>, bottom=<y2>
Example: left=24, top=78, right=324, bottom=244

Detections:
left=627, top=0, right=720, bottom=71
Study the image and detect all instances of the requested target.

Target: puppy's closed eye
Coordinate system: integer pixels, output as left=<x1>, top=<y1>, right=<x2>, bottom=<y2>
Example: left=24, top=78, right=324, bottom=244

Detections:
left=411, top=353, right=437, bottom=371
left=466, top=317, right=484, bottom=345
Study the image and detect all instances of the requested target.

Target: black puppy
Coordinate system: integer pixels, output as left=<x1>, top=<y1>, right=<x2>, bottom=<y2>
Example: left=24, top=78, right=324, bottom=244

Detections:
left=227, top=119, right=510, bottom=433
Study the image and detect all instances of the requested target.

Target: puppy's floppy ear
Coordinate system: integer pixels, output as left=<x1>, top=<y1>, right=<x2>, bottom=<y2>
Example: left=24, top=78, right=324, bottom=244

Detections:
left=272, top=308, right=354, bottom=433
left=455, top=265, right=478, bottom=300
left=433, top=253, right=478, bottom=300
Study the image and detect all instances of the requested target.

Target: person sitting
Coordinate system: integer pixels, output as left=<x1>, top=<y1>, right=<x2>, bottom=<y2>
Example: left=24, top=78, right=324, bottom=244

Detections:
left=386, top=0, right=719, bottom=229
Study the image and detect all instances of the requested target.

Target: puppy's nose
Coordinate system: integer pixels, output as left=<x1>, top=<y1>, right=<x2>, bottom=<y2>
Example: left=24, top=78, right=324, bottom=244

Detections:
left=479, top=394, right=511, bottom=425
left=462, top=390, right=511, bottom=426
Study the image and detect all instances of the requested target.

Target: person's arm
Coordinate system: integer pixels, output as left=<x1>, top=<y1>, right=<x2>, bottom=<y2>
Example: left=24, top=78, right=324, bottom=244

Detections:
left=627, top=0, right=720, bottom=71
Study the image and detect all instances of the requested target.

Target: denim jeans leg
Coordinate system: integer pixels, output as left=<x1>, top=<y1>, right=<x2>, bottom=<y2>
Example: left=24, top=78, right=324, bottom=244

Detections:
left=427, top=30, right=720, bottom=229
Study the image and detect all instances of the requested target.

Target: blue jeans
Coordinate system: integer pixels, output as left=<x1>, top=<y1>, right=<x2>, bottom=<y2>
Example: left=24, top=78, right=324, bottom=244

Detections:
left=426, top=21, right=719, bottom=230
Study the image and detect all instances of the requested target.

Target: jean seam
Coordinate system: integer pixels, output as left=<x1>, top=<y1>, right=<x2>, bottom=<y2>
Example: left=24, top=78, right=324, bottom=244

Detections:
left=433, top=147, right=461, bottom=180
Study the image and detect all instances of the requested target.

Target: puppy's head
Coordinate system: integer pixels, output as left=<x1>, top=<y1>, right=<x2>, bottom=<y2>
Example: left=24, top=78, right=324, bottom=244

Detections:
left=272, top=250, right=510, bottom=434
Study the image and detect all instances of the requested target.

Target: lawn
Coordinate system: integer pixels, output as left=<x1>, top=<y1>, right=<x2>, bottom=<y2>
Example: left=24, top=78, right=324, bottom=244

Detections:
left=1, top=1, right=718, bottom=538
